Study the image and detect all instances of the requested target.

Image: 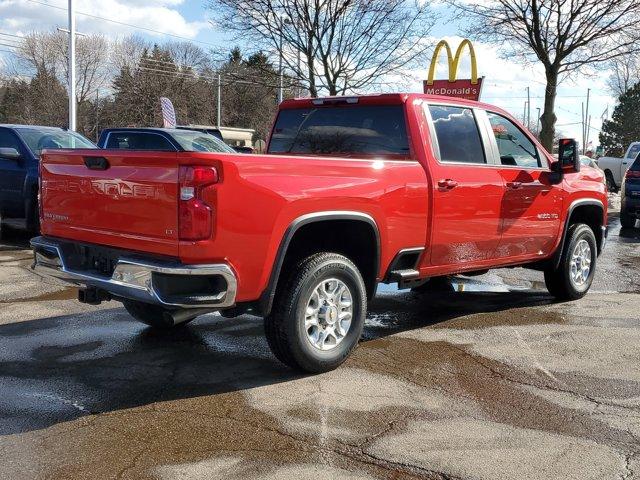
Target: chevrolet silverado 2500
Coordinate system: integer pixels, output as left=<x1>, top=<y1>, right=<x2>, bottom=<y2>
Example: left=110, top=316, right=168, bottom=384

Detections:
left=32, top=94, right=607, bottom=373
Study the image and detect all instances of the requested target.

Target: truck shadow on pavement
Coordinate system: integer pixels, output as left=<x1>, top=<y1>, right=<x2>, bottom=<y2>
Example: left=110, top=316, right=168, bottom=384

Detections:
left=0, top=286, right=556, bottom=436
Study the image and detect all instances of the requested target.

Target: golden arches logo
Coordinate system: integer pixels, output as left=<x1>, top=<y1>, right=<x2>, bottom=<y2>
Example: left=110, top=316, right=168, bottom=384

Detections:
left=427, top=39, right=478, bottom=85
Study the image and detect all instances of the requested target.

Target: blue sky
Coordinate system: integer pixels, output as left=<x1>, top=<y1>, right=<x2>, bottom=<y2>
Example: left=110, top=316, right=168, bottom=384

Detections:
left=0, top=0, right=616, bottom=148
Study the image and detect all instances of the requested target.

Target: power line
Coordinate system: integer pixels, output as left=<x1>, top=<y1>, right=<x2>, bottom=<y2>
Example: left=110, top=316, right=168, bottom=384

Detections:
left=0, top=32, right=25, bottom=39
left=23, top=0, right=220, bottom=49
left=136, top=65, right=297, bottom=89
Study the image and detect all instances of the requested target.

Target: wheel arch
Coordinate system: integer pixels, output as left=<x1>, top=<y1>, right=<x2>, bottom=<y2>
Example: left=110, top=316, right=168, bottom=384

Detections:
left=553, top=199, right=605, bottom=270
left=258, top=211, right=381, bottom=316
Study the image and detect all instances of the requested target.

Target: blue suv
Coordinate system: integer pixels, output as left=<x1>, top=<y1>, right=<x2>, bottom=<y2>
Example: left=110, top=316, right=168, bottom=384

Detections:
left=621, top=152, right=640, bottom=228
left=0, top=125, right=95, bottom=235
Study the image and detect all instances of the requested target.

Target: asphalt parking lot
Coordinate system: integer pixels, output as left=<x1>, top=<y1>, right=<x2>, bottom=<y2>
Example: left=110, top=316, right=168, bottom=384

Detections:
left=0, top=196, right=638, bottom=480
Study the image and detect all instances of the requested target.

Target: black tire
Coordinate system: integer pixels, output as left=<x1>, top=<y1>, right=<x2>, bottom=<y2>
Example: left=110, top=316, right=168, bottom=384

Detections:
left=264, top=252, right=367, bottom=373
left=122, top=300, right=191, bottom=329
left=544, top=223, right=597, bottom=301
left=620, top=210, right=636, bottom=229
left=605, top=171, right=618, bottom=193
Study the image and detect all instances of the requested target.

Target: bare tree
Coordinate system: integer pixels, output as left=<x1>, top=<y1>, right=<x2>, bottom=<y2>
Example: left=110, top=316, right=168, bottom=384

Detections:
left=13, top=31, right=110, bottom=104
left=607, top=54, right=640, bottom=97
left=451, top=0, right=640, bottom=151
left=206, top=0, right=435, bottom=97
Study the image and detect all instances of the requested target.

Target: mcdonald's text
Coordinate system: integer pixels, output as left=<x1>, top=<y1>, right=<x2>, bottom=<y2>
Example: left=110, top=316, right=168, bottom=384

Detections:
left=423, top=79, right=484, bottom=101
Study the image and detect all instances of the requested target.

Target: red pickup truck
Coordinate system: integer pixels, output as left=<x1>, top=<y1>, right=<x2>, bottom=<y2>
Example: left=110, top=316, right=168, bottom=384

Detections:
left=32, top=94, right=607, bottom=373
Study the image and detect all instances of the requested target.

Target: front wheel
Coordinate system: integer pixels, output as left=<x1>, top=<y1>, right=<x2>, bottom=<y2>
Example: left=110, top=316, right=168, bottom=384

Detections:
left=264, top=253, right=367, bottom=373
left=544, top=224, right=597, bottom=301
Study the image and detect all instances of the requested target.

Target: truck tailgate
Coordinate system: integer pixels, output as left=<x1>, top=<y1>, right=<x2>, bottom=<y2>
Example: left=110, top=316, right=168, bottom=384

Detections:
left=40, top=149, right=180, bottom=256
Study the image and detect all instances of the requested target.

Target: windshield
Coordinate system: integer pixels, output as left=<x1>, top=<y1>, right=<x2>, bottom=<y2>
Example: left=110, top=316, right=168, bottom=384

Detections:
left=627, top=144, right=640, bottom=159
left=268, top=105, right=410, bottom=157
left=15, top=128, right=96, bottom=156
left=171, top=130, right=235, bottom=153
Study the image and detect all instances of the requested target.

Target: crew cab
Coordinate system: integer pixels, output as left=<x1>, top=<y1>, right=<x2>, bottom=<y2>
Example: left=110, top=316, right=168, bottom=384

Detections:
left=31, top=94, right=608, bottom=373
left=598, top=142, right=640, bottom=192
left=0, top=125, right=95, bottom=235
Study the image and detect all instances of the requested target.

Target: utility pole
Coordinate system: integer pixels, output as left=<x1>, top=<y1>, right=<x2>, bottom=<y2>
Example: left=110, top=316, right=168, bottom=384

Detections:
left=584, top=88, right=591, bottom=154
left=67, top=0, right=76, bottom=131
left=526, top=86, right=531, bottom=130
left=278, top=31, right=284, bottom=104
left=581, top=102, right=585, bottom=154
left=523, top=101, right=528, bottom=125
left=536, top=107, right=541, bottom=134
left=95, top=89, right=99, bottom=142
left=217, top=73, right=221, bottom=128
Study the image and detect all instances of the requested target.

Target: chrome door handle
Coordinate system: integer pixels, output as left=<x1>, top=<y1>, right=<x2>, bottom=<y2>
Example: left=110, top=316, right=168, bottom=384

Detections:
left=506, top=181, right=522, bottom=190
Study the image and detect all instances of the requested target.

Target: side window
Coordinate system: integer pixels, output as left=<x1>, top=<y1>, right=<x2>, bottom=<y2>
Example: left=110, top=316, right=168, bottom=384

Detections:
left=427, top=105, right=485, bottom=164
left=487, top=112, right=540, bottom=168
left=106, top=132, right=174, bottom=151
left=0, top=129, right=22, bottom=151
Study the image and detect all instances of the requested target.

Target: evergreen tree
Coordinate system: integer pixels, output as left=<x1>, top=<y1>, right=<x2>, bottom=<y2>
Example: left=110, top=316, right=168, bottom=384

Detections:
left=600, top=82, right=640, bottom=157
left=0, top=67, right=67, bottom=126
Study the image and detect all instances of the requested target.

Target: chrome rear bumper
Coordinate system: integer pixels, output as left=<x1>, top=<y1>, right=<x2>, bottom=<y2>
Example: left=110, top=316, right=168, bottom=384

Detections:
left=31, top=236, right=237, bottom=309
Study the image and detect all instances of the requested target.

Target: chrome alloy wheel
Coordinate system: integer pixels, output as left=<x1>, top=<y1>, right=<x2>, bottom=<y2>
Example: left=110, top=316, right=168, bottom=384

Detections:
left=570, top=239, right=592, bottom=287
left=304, top=278, right=353, bottom=351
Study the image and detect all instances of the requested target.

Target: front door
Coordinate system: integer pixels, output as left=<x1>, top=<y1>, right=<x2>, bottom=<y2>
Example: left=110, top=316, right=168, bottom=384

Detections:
left=485, top=112, right=562, bottom=258
left=423, top=104, right=504, bottom=267
left=0, top=128, right=28, bottom=218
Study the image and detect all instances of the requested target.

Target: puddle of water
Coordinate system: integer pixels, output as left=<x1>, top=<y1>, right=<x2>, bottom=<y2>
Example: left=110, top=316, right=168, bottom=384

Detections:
left=1, top=287, right=79, bottom=304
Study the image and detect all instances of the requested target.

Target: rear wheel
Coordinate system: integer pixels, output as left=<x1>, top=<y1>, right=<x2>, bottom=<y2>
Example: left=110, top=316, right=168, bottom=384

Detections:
left=544, top=224, right=597, bottom=301
left=620, top=210, right=636, bottom=229
left=122, top=300, right=192, bottom=329
left=264, top=252, right=366, bottom=373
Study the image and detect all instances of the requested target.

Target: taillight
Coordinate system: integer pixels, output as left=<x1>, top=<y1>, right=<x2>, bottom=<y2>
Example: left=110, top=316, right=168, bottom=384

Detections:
left=178, top=166, right=218, bottom=241
left=625, top=170, right=640, bottom=179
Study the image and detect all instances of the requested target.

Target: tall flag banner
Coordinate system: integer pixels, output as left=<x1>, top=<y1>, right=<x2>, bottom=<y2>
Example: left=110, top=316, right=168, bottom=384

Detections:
left=160, top=97, right=176, bottom=128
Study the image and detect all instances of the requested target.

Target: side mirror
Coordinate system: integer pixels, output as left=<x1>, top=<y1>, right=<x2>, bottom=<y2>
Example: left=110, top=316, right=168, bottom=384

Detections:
left=0, top=147, right=21, bottom=160
left=558, top=138, right=580, bottom=173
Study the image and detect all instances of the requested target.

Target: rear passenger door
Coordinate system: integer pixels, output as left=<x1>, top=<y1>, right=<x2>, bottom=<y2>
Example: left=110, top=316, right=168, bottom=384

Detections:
left=483, top=111, right=562, bottom=258
left=423, top=104, right=505, bottom=267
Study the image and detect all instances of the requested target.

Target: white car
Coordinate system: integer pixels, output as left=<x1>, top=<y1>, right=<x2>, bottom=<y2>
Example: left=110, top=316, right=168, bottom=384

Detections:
left=598, top=142, right=640, bottom=192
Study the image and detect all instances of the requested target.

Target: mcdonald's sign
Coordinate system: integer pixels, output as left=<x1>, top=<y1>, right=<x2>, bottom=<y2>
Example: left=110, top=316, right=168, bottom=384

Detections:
left=424, top=39, right=484, bottom=101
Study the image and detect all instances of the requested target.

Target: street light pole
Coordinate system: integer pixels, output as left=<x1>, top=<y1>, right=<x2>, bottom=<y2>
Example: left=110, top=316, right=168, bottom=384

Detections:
left=67, top=0, right=76, bottom=131
left=278, top=31, right=284, bottom=104
left=217, top=73, right=221, bottom=127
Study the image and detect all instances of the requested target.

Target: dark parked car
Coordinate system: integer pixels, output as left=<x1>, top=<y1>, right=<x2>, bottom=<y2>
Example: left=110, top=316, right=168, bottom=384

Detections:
left=0, top=125, right=95, bottom=235
left=621, top=152, right=640, bottom=228
left=97, top=128, right=235, bottom=153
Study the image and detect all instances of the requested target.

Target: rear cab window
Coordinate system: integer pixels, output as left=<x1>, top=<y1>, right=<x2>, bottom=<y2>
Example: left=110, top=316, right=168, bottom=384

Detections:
left=268, top=105, right=411, bottom=158
left=106, top=132, right=175, bottom=151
